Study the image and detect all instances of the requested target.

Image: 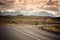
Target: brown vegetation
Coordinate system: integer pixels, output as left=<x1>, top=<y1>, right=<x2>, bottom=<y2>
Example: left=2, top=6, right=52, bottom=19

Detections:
left=0, top=16, right=60, bottom=33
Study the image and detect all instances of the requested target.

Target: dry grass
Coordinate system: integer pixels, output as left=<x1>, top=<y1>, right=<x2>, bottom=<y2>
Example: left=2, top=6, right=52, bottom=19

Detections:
left=0, top=16, right=60, bottom=33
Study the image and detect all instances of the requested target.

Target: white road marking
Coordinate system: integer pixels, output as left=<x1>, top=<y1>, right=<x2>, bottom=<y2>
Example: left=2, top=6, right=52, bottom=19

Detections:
left=14, top=27, right=41, bottom=40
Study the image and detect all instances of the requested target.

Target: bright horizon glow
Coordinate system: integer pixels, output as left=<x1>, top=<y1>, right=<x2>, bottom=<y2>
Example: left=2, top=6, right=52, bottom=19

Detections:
left=0, top=9, right=59, bottom=17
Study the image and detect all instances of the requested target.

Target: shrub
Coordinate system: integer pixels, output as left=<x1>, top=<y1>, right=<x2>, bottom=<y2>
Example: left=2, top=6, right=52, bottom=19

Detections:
left=35, top=21, right=38, bottom=25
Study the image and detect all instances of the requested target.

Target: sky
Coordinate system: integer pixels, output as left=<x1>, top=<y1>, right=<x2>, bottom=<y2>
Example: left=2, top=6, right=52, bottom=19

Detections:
left=0, top=0, right=60, bottom=17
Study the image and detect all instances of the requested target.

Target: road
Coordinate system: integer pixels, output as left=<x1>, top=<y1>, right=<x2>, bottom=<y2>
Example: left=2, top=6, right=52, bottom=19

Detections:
left=0, top=25, right=60, bottom=40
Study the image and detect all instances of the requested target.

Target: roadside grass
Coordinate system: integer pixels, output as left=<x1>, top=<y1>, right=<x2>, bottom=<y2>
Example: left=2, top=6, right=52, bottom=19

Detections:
left=43, top=26, right=60, bottom=34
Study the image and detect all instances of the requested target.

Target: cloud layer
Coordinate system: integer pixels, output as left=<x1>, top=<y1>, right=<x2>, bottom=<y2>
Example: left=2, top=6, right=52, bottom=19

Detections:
left=0, top=0, right=60, bottom=17
left=0, top=0, right=60, bottom=10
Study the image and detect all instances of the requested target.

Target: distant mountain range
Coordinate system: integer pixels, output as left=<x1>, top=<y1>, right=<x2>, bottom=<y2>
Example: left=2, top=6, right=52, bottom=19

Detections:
left=0, top=10, right=55, bottom=17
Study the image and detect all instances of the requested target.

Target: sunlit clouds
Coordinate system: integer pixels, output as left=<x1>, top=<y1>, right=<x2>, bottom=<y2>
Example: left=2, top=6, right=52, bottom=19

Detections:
left=0, top=0, right=60, bottom=17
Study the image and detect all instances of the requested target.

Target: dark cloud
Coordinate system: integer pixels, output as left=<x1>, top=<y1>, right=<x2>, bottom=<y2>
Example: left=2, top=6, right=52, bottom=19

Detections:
left=0, top=0, right=15, bottom=9
left=0, top=2, right=6, bottom=6
left=0, top=0, right=15, bottom=6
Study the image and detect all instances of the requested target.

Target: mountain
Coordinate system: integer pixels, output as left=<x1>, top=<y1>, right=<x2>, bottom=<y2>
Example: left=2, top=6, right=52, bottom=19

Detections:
left=0, top=10, right=55, bottom=17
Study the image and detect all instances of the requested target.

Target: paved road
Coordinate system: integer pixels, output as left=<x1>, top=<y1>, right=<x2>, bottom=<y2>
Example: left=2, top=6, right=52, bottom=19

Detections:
left=0, top=25, right=60, bottom=40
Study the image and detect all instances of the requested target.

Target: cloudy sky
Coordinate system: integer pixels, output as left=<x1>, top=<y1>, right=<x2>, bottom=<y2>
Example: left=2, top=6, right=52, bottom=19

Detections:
left=0, top=0, right=60, bottom=17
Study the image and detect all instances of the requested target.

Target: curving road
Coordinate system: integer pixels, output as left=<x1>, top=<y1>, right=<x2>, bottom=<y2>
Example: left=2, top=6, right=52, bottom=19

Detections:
left=0, top=25, right=60, bottom=40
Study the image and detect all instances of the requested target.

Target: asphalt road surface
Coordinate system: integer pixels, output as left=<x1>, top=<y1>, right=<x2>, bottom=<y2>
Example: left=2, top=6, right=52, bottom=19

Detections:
left=0, top=25, right=60, bottom=40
